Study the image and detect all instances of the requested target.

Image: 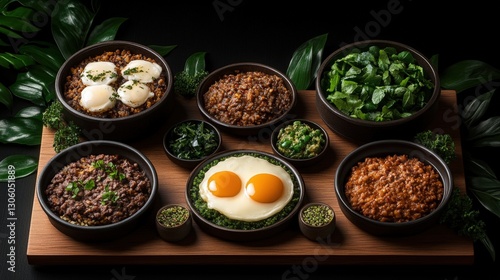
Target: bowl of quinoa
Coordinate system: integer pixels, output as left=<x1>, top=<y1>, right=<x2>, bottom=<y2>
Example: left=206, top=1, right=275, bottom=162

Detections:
left=196, top=62, right=298, bottom=136
left=36, top=140, right=158, bottom=241
left=334, top=139, right=453, bottom=236
left=55, top=40, right=174, bottom=141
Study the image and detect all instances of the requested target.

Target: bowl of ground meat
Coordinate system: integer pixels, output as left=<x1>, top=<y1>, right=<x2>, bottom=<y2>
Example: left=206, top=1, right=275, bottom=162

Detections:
left=196, top=62, right=298, bottom=136
left=36, top=140, right=158, bottom=241
left=55, top=40, right=174, bottom=141
left=334, top=139, right=453, bottom=236
left=315, top=40, right=440, bottom=144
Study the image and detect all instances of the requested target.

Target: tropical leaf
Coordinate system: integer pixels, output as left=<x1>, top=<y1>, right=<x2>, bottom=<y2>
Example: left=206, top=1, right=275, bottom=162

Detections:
left=19, top=42, right=65, bottom=72
left=468, top=176, right=500, bottom=219
left=0, top=117, right=42, bottom=145
left=461, top=89, right=494, bottom=129
left=9, top=65, right=55, bottom=105
left=0, top=154, right=38, bottom=182
left=440, top=60, right=500, bottom=93
left=0, top=52, right=35, bottom=69
left=0, top=82, right=13, bottom=108
left=0, top=14, right=40, bottom=32
left=286, top=33, right=328, bottom=90
left=149, top=44, right=177, bottom=57
left=184, top=51, right=206, bottom=76
left=15, top=105, right=43, bottom=120
left=86, top=17, right=128, bottom=46
left=51, top=0, right=95, bottom=59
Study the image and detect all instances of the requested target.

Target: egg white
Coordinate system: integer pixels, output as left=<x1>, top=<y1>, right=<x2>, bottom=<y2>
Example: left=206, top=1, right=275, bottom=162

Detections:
left=121, top=60, right=162, bottom=83
left=117, top=80, right=154, bottom=108
left=199, top=155, right=294, bottom=222
left=81, top=61, right=118, bottom=86
left=79, top=84, right=117, bottom=112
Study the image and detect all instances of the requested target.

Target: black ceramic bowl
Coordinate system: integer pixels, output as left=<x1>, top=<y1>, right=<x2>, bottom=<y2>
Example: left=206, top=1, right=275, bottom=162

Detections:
left=196, top=62, right=298, bottom=136
left=162, top=119, right=222, bottom=169
left=36, top=140, right=158, bottom=241
left=315, top=40, right=440, bottom=143
left=185, top=149, right=305, bottom=241
left=270, top=119, right=329, bottom=168
left=55, top=40, right=174, bottom=141
left=334, top=140, right=453, bottom=236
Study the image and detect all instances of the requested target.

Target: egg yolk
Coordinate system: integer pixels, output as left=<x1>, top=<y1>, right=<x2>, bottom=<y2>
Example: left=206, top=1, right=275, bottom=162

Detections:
left=246, top=173, right=284, bottom=203
left=208, top=171, right=242, bottom=197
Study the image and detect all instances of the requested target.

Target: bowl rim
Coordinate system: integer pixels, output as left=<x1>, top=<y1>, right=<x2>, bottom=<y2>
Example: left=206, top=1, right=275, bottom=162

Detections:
left=315, top=39, right=440, bottom=128
left=184, top=149, right=305, bottom=238
left=271, top=118, right=330, bottom=163
left=334, top=139, right=453, bottom=229
left=196, top=62, right=298, bottom=133
left=162, top=118, right=222, bottom=163
left=36, top=140, right=159, bottom=231
left=55, top=40, right=174, bottom=123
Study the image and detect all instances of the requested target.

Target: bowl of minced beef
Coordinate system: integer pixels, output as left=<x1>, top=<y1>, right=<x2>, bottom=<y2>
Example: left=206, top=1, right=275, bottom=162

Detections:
left=36, top=140, right=158, bottom=241
left=196, top=62, right=298, bottom=137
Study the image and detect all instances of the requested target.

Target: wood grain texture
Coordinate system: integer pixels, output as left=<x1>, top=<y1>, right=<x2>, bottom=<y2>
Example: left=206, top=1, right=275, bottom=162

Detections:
left=27, top=90, right=474, bottom=265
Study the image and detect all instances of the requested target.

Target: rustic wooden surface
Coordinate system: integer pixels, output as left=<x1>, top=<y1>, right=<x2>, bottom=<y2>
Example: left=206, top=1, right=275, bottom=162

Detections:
left=27, top=90, right=474, bottom=265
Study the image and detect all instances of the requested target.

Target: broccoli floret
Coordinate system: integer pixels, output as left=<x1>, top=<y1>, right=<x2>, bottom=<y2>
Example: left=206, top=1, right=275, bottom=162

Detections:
left=174, top=70, right=209, bottom=98
left=414, top=130, right=456, bottom=164
left=53, top=121, right=81, bottom=153
left=42, top=100, right=64, bottom=129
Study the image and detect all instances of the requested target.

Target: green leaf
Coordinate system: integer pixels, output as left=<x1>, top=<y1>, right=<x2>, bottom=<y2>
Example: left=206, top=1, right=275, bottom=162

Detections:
left=51, top=0, right=95, bottom=59
left=0, top=52, right=36, bottom=69
left=468, top=176, right=500, bottom=219
left=461, top=89, right=494, bottom=129
left=0, top=117, right=42, bottom=145
left=0, top=82, right=13, bottom=108
left=86, top=17, right=128, bottom=46
left=9, top=65, right=55, bottom=105
left=0, top=154, right=38, bottom=182
left=149, top=44, right=177, bottom=57
left=0, top=14, right=40, bottom=32
left=1, top=5, right=35, bottom=19
left=467, top=116, right=500, bottom=143
left=440, top=60, right=500, bottom=93
left=465, top=154, right=498, bottom=179
left=0, top=25, right=22, bottom=38
left=184, top=51, right=206, bottom=76
left=19, top=42, right=65, bottom=72
left=286, top=33, right=328, bottom=90
left=478, top=235, right=496, bottom=262
left=15, top=105, right=43, bottom=120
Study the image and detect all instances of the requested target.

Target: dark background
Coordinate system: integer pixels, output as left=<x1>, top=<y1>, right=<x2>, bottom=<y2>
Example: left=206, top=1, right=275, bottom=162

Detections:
left=1, top=0, right=499, bottom=279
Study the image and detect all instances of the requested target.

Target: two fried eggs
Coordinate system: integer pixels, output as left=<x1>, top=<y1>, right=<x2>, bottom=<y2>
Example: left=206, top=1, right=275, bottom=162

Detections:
left=199, top=155, right=294, bottom=222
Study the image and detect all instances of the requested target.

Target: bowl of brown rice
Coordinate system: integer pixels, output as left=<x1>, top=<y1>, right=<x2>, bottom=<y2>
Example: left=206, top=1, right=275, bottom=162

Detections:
left=196, top=62, right=298, bottom=137
left=334, top=139, right=453, bottom=236
left=55, top=40, right=174, bottom=141
left=36, top=140, right=158, bottom=241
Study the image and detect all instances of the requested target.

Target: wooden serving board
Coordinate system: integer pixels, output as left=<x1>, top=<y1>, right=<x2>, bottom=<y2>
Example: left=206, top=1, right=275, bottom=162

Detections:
left=27, top=90, right=474, bottom=265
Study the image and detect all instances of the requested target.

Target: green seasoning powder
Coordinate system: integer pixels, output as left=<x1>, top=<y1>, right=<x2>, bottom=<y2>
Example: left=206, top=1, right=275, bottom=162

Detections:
left=157, top=206, right=189, bottom=227
left=302, top=204, right=334, bottom=227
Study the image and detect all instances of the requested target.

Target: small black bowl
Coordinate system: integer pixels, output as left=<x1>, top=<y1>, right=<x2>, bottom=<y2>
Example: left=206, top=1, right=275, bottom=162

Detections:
left=36, top=140, right=158, bottom=241
left=196, top=62, right=298, bottom=136
left=55, top=40, right=174, bottom=141
left=162, top=119, right=222, bottom=169
left=334, top=139, right=453, bottom=236
left=271, top=119, right=329, bottom=167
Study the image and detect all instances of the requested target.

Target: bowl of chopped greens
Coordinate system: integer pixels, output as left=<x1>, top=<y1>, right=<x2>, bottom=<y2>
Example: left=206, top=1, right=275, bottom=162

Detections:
left=270, top=119, right=329, bottom=168
left=315, top=40, right=440, bottom=143
left=185, top=149, right=305, bottom=241
left=163, top=119, right=222, bottom=169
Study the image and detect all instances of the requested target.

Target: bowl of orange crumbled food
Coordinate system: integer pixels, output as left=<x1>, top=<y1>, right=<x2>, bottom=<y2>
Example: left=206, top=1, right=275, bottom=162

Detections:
left=334, top=139, right=453, bottom=236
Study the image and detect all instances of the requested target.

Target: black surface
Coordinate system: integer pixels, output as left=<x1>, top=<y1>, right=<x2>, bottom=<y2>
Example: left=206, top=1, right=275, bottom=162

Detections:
left=1, top=1, right=500, bottom=279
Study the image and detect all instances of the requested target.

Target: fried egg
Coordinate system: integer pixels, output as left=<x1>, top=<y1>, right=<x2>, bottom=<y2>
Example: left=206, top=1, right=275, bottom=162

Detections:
left=121, top=60, right=162, bottom=83
left=199, top=155, right=294, bottom=222
left=79, top=84, right=116, bottom=112
left=117, top=80, right=154, bottom=108
left=81, top=61, right=118, bottom=86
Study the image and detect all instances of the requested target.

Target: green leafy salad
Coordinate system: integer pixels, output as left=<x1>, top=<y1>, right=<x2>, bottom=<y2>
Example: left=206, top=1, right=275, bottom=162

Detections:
left=324, top=45, right=435, bottom=121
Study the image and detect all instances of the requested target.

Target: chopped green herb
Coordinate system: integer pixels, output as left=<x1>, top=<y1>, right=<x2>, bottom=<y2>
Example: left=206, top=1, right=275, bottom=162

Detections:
left=157, top=205, right=190, bottom=227
left=302, top=204, right=334, bottom=227
left=168, top=121, right=218, bottom=160
left=101, top=185, right=119, bottom=205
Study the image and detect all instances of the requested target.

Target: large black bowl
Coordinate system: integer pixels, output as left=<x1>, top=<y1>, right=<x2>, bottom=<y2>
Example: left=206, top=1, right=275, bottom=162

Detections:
left=315, top=40, right=440, bottom=144
left=335, top=140, right=453, bottom=236
left=55, top=40, right=174, bottom=141
left=185, top=149, right=305, bottom=241
left=36, top=140, right=158, bottom=241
